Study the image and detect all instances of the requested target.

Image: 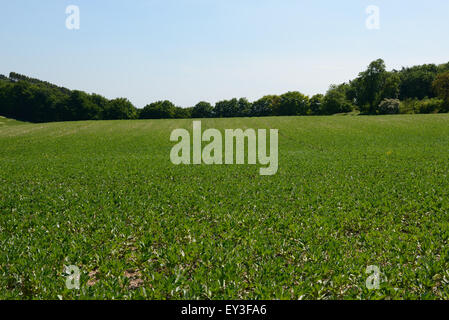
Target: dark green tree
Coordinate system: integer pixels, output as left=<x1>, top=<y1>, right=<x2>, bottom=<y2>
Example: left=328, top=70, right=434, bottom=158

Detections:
left=250, top=95, right=279, bottom=117
left=214, top=99, right=240, bottom=118
left=64, top=91, right=100, bottom=120
left=353, top=59, right=388, bottom=114
left=172, top=106, right=192, bottom=119
left=278, top=91, right=309, bottom=116
left=309, top=94, right=324, bottom=115
left=322, top=84, right=354, bottom=115
left=238, top=98, right=252, bottom=117
left=140, top=100, right=176, bottom=119
left=433, top=71, right=449, bottom=111
left=192, top=101, right=213, bottom=118
left=382, top=72, right=401, bottom=100
left=106, top=98, right=138, bottom=120
left=398, top=64, right=438, bottom=100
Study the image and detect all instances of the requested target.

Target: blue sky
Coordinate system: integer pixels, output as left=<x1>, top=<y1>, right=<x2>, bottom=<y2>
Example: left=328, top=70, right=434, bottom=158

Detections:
left=1, top=0, right=448, bottom=108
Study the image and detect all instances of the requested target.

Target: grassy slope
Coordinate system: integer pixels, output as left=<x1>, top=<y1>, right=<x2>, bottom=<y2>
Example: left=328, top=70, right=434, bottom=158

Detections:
left=1, top=115, right=449, bottom=299
left=0, top=116, right=25, bottom=127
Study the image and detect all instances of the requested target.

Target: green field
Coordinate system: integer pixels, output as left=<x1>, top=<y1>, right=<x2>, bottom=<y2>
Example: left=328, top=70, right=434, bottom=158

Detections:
left=1, top=114, right=449, bottom=300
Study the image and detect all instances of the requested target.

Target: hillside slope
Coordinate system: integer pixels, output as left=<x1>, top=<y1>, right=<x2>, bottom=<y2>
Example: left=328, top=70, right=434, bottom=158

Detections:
left=0, top=116, right=25, bottom=127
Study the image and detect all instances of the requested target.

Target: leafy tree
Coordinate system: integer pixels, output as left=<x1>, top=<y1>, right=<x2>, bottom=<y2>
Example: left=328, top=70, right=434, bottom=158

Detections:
left=432, top=71, right=449, bottom=111
left=322, top=84, right=354, bottom=115
left=9, top=81, right=36, bottom=121
left=173, top=106, right=192, bottom=119
left=438, top=62, right=449, bottom=73
left=250, top=95, right=279, bottom=117
left=192, top=101, right=213, bottom=118
left=28, top=86, right=57, bottom=122
left=278, top=91, right=309, bottom=116
left=238, top=98, right=252, bottom=117
left=65, top=90, right=100, bottom=121
left=309, top=94, right=324, bottom=115
left=382, top=72, right=401, bottom=100
left=0, top=81, right=10, bottom=116
left=106, top=98, right=137, bottom=120
left=90, top=94, right=109, bottom=119
left=398, top=64, right=438, bottom=100
left=140, top=100, right=176, bottom=119
left=214, top=99, right=240, bottom=118
left=353, top=59, right=388, bottom=114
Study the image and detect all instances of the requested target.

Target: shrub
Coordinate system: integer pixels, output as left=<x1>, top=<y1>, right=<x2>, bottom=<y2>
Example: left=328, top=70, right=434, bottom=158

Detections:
left=399, top=99, right=419, bottom=114
left=399, top=98, right=445, bottom=114
left=417, top=98, right=444, bottom=114
left=378, top=99, right=400, bottom=115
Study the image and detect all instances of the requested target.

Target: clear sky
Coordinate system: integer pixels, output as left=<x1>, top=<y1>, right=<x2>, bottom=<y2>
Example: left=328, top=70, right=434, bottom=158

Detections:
left=1, top=0, right=448, bottom=108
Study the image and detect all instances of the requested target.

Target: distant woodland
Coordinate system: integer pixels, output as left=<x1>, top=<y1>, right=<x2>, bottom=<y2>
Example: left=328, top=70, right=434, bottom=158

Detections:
left=1, top=59, right=449, bottom=123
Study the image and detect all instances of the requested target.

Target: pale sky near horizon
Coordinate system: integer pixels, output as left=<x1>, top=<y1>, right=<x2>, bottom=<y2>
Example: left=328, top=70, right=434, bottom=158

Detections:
left=1, top=0, right=449, bottom=108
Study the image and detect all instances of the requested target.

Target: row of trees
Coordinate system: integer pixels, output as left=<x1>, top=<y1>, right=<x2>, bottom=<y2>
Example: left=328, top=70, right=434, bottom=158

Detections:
left=0, top=77, right=138, bottom=122
left=1, top=59, right=449, bottom=123
left=162, top=59, right=449, bottom=118
left=0, top=73, right=194, bottom=122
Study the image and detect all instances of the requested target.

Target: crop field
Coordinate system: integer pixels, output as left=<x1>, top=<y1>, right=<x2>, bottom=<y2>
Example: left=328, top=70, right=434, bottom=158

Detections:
left=1, top=114, right=449, bottom=300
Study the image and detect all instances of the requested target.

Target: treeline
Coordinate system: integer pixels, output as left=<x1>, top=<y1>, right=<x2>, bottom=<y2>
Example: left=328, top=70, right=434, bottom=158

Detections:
left=1, top=59, right=449, bottom=123
left=0, top=73, right=139, bottom=122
